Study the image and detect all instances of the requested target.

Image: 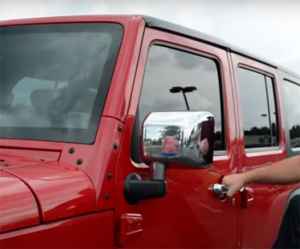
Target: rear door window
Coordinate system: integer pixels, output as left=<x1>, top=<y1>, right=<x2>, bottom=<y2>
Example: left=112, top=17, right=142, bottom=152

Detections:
left=283, top=80, right=300, bottom=148
left=237, top=68, right=279, bottom=148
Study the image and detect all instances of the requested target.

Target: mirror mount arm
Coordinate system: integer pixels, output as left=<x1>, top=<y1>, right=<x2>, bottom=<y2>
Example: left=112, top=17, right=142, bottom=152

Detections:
left=124, top=162, right=166, bottom=204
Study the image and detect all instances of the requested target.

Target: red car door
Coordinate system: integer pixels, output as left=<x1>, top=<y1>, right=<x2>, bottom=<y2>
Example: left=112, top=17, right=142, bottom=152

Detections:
left=116, top=28, right=239, bottom=248
left=231, top=53, right=291, bottom=248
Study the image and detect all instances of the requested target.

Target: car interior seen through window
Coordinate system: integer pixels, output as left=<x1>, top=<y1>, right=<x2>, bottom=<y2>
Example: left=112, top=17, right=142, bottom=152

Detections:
left=138, top=45, right=224, bottom=150
left=238, top=68, right=279, bottom=148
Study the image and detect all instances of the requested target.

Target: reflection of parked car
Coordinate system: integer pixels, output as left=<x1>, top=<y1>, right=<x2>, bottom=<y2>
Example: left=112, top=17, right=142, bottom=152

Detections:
left=1, top=15, right=300, bottom=249
left=291, top=138, right=300, bottom=148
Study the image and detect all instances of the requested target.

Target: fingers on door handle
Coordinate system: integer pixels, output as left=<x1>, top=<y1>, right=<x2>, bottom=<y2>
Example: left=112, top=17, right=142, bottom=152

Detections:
left=210, top=184, right=254, bottom=208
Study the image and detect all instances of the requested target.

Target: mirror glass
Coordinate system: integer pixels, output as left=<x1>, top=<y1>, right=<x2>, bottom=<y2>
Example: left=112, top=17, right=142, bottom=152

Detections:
left=142, top=112, right=215, bottom=167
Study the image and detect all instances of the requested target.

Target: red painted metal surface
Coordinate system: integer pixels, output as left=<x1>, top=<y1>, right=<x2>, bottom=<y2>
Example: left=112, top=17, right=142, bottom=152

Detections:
left=119, top=213, right=143, bottom=246
left=231, top=53, right=294, bottom=249
left=0, top=211, right=114, bottom=249
left=0, top=15, right=297, bottom=249
left=0, top=15, right=141, bottom=247
left=0, top=148, right=60, bottom=162
left=0, top=15, right=141, bottom=27
left=115, top=28, right=240, bottom=248
left=0, top=171, right=39, bottom=233
left=4, top=162, right=96, bottom=222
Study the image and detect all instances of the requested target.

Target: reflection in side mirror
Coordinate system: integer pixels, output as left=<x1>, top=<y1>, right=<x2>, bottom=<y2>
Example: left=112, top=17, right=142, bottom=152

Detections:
left=142, top=112, right=215, bottom=167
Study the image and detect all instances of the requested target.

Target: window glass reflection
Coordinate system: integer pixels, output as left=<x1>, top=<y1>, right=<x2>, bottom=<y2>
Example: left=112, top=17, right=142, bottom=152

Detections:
left=138, top=45, right=224, bottom=150
left=0, top=23, right=122, bottom=143
left=238, top=68, right=278, bottom=148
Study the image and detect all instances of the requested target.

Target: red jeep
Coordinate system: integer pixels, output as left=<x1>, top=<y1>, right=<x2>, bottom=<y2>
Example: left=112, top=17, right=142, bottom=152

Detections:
left=0, top=15, right=299, bottom=249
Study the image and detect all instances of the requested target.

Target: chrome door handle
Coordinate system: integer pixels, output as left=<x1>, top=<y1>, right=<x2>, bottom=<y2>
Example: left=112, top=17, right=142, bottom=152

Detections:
left=211, top=184, right=228, bottom=199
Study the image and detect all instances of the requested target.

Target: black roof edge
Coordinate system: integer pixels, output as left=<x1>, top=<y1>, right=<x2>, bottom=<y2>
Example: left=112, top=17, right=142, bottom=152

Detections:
left=280, top=66, right=300, bottom=80
left=143, top=16, right=278, bottom=68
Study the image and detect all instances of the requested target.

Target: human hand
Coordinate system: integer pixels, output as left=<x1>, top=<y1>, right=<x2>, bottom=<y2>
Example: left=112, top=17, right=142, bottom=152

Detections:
left=222, top=173, right=248, bottom=197
left=199, top=138, right=209, bottom=155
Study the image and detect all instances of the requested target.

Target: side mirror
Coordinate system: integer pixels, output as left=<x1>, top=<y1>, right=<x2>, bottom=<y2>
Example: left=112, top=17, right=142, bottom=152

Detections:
left=124, top=111, right=215, bottom=204
left=142, top=111, right=215, bottom=167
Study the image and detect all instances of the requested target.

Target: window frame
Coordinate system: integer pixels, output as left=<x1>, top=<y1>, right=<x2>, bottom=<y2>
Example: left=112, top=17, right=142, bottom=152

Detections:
left=131, top=40, right=228, bottom=163
left=237, top=64, right=281, bottom=153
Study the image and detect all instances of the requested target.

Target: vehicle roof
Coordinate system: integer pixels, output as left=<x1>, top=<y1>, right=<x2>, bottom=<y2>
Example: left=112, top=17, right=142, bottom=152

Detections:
left=143, top=16, right=300, bottom=79
left=144, top=16, right=275, bottom=66
left=0, top=15, right=298, bottom=79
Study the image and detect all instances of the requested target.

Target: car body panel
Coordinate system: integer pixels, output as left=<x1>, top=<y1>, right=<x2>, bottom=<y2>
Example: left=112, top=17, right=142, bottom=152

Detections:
left=0, top=14, right=298, bottom=249
left=115, top=27, right=240, bottom=248
left=0, top=211, right=114, bottom=249
left=0, top=171, right=39, bottom=233
left=3, top=162, right=96, bottom=222
left=231, top=53, right=299, bottom=248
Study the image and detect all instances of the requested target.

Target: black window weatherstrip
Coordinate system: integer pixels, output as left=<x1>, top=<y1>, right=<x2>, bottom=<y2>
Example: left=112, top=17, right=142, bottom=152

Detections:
left=284, top=78, right=300, bottom=87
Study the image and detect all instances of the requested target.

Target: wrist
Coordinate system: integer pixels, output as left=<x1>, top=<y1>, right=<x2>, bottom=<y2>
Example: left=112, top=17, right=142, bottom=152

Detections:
left=242, top=171, right=254, bottom=185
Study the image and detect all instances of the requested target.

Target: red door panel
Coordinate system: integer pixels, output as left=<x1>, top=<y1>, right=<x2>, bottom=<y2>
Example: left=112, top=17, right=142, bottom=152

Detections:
left=231, top=53, right=293, bottom=248
left=116, top=29, right=239, bottom=248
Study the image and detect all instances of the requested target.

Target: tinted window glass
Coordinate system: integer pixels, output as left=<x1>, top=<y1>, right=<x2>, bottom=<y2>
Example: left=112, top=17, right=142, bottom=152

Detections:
left=283, top=80, right=300, bottom=148
left=138, top=45, right=224, bottom=150
left=0, top=23, right=122, bottom=143
left=238, top=68, right=278, bottom=148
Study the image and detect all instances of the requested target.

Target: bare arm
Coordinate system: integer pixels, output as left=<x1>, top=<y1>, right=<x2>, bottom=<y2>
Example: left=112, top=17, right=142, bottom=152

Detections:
left=222, top=156, right=300, bottom=197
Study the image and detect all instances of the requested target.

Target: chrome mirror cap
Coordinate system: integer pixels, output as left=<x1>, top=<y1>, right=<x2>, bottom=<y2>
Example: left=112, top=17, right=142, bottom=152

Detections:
left=142, top=112, right=215, bottom=167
